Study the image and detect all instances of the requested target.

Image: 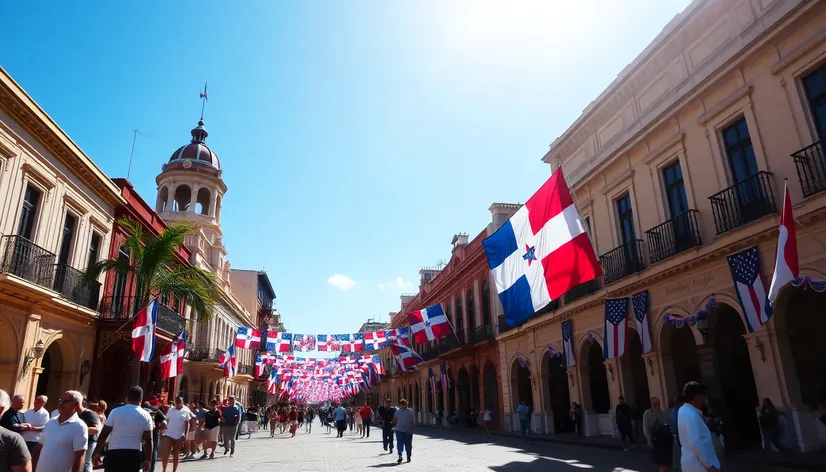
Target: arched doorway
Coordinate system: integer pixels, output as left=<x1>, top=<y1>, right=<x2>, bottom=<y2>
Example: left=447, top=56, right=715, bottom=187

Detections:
left=543, top=350, right=572, bottom=433
left=483, top=362, right=500, bottom=427
left=709, top=303, right=760, bottom=450
left=660, top=323, right=701, bottom=403
left=447, top=369, right=456, bottom=414
left=37, top=341, right=68, bottom=411
left=436, top=381, right=444, bottom=413
left=510, top=360, right=532, bottom=412
left=580, top=342, right=610, bottom=414
left=777, top=288, right=826, bottom=411
left=470, top=366, right=480, bottom=418
left=457, top=368, right=470, bottom=426
left=426, top=379, right=433, bottom=413
left=621, top=333, right=651, bottom=412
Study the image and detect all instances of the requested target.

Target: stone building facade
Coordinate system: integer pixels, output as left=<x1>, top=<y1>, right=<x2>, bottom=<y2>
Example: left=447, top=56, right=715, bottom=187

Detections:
left=0, top=66, right=121, bottom=410
left=498, top=0, right=826, bottom=452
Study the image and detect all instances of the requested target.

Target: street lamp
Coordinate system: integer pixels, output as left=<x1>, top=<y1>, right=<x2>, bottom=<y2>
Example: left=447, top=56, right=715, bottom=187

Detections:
left=21, top=340, right=46, bottom=379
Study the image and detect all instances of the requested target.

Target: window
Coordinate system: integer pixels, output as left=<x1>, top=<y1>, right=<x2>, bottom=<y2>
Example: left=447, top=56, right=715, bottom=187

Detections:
left=481, top=281, right=491, bottom=326
left=455, top=297, right=464, bottom=335
left=161, top=292, right=170, bottom=306
left=722, top=118, right=758, bottom=184
left=17, top=185, right=42, bottom=240
left=466, top=289, right=475, bottom=340
left=57, top=213, right=77, bottom=266
left=111, top=247, right=129, bottom=318
left=87, top=233, right=101, bottom=270
left=616, top=193, right=635, bottom=245
left=584, top=216, right=592, bottom=237
left=802, top=62, right=826, bottom=141
left=662, top=161, right=688, bottom=218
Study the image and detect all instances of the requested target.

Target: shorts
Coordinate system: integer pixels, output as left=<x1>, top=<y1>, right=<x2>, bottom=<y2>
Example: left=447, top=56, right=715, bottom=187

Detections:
left=160, top=436, right=186, bottom=455
left=186, top=431, right=195, bottom=441
left=205, top=427, right=220, bottom=442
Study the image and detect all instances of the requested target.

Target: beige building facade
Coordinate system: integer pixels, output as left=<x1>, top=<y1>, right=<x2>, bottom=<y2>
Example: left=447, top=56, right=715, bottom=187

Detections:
left=498, top=0, right=826, bottom=452
left=0, top=67, right=122, bottom=409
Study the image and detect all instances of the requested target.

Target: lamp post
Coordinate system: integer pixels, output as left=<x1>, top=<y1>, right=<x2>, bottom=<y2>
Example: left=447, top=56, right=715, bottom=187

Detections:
left=21, top=340, right=46, bottom=379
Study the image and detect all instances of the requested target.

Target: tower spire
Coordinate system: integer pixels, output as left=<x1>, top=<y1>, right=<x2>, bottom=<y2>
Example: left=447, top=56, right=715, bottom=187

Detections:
left=199, top=82, right=208, bottom=121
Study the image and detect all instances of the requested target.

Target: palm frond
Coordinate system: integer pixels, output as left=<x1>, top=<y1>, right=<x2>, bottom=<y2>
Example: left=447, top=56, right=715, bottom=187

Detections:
left=84, top=258, right=135, bottom=282
left=153, top=265, right=220, bottom=322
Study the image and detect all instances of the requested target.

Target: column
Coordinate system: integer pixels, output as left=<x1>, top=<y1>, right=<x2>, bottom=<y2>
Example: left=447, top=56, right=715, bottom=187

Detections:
left=531, top=370, right=547, bottom=434
left=189, top=185, right=199, bottom=213
left=16, top=313, right=42, bottom=402
left=604, top=357, right=623, bottom=438
left=209, top=191, right=218, bottom=217
left=641, top=352, right=665, bottom=402
left=166, top=184, right=175, bottom=212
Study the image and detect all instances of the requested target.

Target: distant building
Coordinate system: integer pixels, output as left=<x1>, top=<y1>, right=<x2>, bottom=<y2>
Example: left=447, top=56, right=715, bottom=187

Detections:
left=357, top=319, right=389, bottom=333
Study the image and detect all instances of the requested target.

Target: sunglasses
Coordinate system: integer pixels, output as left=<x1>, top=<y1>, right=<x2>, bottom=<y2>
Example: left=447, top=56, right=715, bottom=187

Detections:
left=57, top=398, right=77, bottom=405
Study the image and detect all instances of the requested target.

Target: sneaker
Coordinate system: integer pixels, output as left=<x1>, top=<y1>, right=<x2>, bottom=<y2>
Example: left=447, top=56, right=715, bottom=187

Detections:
left=389, top=448, right=393, bottom=454
left=407, top=456, right=411, bottom=463
left=397, top=456, right=403, bottom=464
left=383, top=445, right=387, bottom=451
left=200, top=453, right=207, bottom=460
left=209, top=452, right=215, bottom=460
left=223, top=449, right=229, bottom=456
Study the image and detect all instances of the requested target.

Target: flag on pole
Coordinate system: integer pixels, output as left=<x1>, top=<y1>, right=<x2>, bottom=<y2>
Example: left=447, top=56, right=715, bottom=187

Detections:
left=408, top=304, right=453, bottom=342
left=768, top=181, right=799, bottom=304
left=603, top=298, right=629, bottom=359
left=371, top=354, right=384, bottom=375
left=393, top=345, right=423, bottom=371
left=218, top=345, right=237, bottom=378
left=483, top=170, right=602, bottom=326
left=727, top=246, right=773, bottom=332
left=440, top=360, right=451, bottom=388
left=235, top=327, right=262, bottom=350
left=267, top=368, right=278, bottom=394
left=160, top=330, right=186, bottom=379
left=131, top=299, right=158, bottom=362
left=561, top=319, right=575, bottom=368
left=631, top=291, right=652, bottom=354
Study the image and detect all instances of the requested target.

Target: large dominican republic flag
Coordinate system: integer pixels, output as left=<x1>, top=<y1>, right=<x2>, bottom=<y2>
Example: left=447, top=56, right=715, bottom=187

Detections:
left=364, top=331, right=387, bottom=350
left=631, top=290, right=652, bottom=354
left=235, top=327, right=262, bottom=350
left=131, top=299, right=158, bottom=363
left=160, top=330, right=186, bottom=379
left=561, top=319, right=575, bottom=368
left=340, top=333, right=365, bottom=352
left=768, top=181, right=799, bottom=304
left=408, top=304, right=452, bottom=342
left=603, top=298, right=629, bottom=359
left=483, top=170, right=602, bottom=326
left=218, top=345, right=237, bottom=378
left=317, top=334, right=341, bottom=352
left=728, top=246, right=773, bottom=333
left=273, top=333, right=293, bottom=353
left=393, top=345, right=423, bottom=372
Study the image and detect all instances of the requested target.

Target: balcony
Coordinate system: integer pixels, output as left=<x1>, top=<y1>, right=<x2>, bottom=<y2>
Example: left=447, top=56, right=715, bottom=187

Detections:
left=599, top=239, right=646, bottom=284
left=53, top=264, right=100, bottom=309
left=564, top=278, right=602, bottom=303
left=792, top=141, right=826, bottom=197
left=238, top=364, right=254, bottom=376
left=0, top=235, right=56, bottom=288
left=188, top=347, right=225, bottom=362
left=474, top=324, right=495, bottom=342
left=645, top=210, right=702, bottom=264
left=709, top=171, right=777, bottom=235
left=439, top=335, right=460, bottom=352
left=99, top=295, right=188, bottom=336
left=421, top=345, right=439, bottom=361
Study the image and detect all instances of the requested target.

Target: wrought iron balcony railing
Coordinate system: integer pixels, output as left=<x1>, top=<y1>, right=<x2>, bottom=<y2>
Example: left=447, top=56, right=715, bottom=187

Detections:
left=645, top=210, right=702, bottom=264
left=187, top=347, right=225, bottom=362
left=599, top=239, right=646, bottom=284
left=238, top=364, right=254, bottom=376
left=474, top=324, right=495, bottom=342
left=99, top=295, right=188, bottom=336
left=421, top=346, right=439, bottom=361
left=792, top=141, right=826, bottom=197
left=0, top=235, right=56, bottom=288
left=53, top=264, right=100, bottom=309
left=564, top=278, right=602, bottom=303
left=709, top=171, right=777, bottom=234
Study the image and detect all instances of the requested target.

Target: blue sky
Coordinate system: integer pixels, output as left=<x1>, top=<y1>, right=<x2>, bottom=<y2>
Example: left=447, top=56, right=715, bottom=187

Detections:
left=1, top=1, right=691, bottom=349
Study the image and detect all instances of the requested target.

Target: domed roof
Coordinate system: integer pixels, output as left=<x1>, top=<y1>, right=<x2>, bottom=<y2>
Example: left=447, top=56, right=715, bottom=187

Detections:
left=168, top=120, right=220, bottom=169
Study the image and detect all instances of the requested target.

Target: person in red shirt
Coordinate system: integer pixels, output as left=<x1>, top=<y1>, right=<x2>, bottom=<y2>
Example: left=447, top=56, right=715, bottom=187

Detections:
left=359, top=403, right=373, bottom=438
left=288, top=407, right=298, bottom=437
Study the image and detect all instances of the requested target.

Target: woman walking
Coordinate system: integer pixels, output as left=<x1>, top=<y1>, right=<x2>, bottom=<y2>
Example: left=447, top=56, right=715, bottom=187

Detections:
left=643, top=397, right=673, bottom=472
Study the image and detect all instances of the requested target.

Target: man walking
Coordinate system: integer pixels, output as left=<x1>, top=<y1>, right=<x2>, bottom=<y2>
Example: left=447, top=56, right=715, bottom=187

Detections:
left=377, top=399, right=395, bottom=453
left=32, top=390, right=88, bottom=472
left=77, top=397, right=101, bottom=472
left=220, top=397, right=241, bottom=457
left=0, top=389, right=31, bottom=472
left=333, top=404, right=347, bottom=438
left=92, top=386, right=153, bottom=472
left=142, top=398, right=166, bottom=472
left=359, top=402, right=373, bottom=438
left=22, top=396, right=49, bottom=453
left=517, top=400, right=531, bottom=444
left=391, top=399, right=415, bottom=464
left=677, top=382, right=720, bottom=472
left=159, top=397, right=191, bottom=472
left=616, top=395, right=634, bottom=450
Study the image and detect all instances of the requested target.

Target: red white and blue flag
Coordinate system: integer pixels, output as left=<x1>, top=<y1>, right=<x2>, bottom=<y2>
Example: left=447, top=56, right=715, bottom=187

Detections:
left=235, top=327, right=262, bottom=350
left=408, top=304, right=452, bottom=342
left=440, top=360, right=451, bottom=388
left=131, top=299, right=158, bottom=363
left=294, top=334, right=316, bottom=352
left=218, top=344, right=237, bottom=378
left=267, top=368, right=278, bottom=394
left=561, top=319, right=575, bottom=368
left=371, top=354, right=384, bottom=375
left=483, top=170, right=602, bottom=326
left=768, top=182, right=799, bottom=304
left=317, top=334, right=341, bottom=352
left=273, top=333, right=293, bottom=353
left=340, top=333, right=364, bottom=352
left=393, top=344, right=423, bottom=372
left=364, top=331, right=387, bottom=350
left=160, top=330, right=186, bottom=379
left=728, top=246, right=773, bottom=333
left=631, top=290, right=652, bottom=354
left=603, top=298, right=629, bottom=359
left=387, top=328, right=412, bottom=348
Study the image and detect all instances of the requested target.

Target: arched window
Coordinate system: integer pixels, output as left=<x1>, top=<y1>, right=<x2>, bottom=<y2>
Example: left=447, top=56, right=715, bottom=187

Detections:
left=481, top=281, right=491, bottom=326
left=455, top=297, right=464, bottom=342
left=466, top=289, right=475, bottom=342
left=196, top=188, right=211, bottom=215
left=157, top=186, right=169, bottom=213
left=173, top=185, right=191, bottom=212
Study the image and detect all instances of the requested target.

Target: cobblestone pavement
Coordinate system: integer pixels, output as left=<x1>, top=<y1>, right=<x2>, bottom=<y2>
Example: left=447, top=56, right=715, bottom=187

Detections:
left=158, top=424, right=800, bottom=472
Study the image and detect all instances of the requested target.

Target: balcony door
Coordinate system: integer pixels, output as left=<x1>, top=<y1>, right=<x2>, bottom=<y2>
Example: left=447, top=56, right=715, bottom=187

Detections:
left=616, top=193, right=639, bottom=270
left=802, top=62, right=826, bottom=141
left=662, top=161, right=693, bottom=253
left=722, top=119, right=768, bottom=225
left=11, top=186, right=44, bottom=281
left=54, top=213, right=77, bottom=293
left=17, top=185, right=41, bottom=241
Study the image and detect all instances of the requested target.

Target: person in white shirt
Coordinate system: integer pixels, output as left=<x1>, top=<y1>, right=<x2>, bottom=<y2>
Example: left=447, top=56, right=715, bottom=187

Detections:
left=31, top=390, right=88, bottom=472
left=160, top=397, right=191, bottom=472
left=677, top=382, right=720, bottom=472
left=22, top=396, right=49, bottom=452
left=92, top=386, right=153, bottom=472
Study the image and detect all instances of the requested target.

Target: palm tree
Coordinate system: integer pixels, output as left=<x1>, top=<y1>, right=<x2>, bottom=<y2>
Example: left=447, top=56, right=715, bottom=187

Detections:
left=86, top=217, right=219, bottom=321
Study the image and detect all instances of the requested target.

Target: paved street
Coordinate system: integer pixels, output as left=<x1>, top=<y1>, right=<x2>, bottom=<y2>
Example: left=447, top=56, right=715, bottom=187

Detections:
left=154, top=424, right=801, bottom=472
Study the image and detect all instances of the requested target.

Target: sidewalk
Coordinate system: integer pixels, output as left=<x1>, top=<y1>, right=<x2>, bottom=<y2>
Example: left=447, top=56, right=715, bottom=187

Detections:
left=416, top=423, right=826, bottom=471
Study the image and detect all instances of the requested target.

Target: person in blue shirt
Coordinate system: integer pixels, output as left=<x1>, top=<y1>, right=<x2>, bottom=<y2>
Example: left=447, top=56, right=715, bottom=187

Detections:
left=234, top=401, right=245, bottom=441
left=517, top=400, right=532, bottom=444
left=333, top=404, right=347, bottom=438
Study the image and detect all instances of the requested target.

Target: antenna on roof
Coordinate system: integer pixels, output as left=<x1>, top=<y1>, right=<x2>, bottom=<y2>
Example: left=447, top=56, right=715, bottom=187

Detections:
left=126, top=129, right=148, bottom=180
left=199, top=83, right=208, bottom=121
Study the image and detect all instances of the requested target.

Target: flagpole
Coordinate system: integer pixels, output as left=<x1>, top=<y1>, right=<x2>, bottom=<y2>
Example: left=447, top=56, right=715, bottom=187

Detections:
left=126, top=129, right=148, bottom=181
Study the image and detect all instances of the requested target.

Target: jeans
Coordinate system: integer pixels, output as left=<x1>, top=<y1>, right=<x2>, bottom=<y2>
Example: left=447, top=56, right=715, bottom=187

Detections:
left=362, top=419, right=371, bottom=437
left=382, top=425, right=394, bottom=450
left=395, top=431, right=412, bottom=458
left=148, top=434, right=159, bottom=472
left=519, top=419, right=531, bottom=442
left=84, top=440, right=97, bottom=472
left=336, top=420, right=347, bottom=437
left=618, top=423, right=633, bottom=444
left=221, top=426, right=237, bottom=453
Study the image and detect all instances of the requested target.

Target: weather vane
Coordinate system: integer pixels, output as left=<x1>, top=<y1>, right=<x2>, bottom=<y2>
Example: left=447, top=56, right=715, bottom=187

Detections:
left=199, top=82, right=208, bottom=120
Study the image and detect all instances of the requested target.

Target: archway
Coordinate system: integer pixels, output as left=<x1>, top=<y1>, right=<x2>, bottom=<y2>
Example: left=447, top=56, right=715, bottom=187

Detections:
left=436, top=381, right=444, bottom=413
left=621, top=332, right=650, bottom=412
left=483, top=362, right=500, bottom=427
left=173, top=185, right=191, bottom=212
left=0, top=322, right=18, bottom=389
left=36, top=341, right=68, bottom=411
left=447, top=369, right=456, bottom=414
left=660, top=322, right=701, bottom=403
left=580, top=341, right=610, bottom=414
left=470, top=365, right=480, bottom=419
left=157, top=186, right=169, bottom=212
left=196, top=188, right=211, bottom=215
left=457, top=367, right=470, bottom=426
left=543, top=350, right=572, bottom=433
left=709, top=303, right=760, bottom=450
left=510, top=360, right=532, bottom=412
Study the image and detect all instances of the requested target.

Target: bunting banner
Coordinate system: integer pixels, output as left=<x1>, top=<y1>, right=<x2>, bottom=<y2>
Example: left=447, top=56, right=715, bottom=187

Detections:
left=661, top=297, right=717, bottom=328
left=790, top=276, right=826, bottom=292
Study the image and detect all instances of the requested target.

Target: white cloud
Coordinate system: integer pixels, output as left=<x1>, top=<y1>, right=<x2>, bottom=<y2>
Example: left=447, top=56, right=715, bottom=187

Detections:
left=328, top=274, right=357, bottom=290
left=378, top=276, right=413, bottom=291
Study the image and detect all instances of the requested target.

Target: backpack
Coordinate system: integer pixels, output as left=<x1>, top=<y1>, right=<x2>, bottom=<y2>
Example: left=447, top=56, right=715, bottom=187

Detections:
left=652, top=418, right=674, bottom=446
